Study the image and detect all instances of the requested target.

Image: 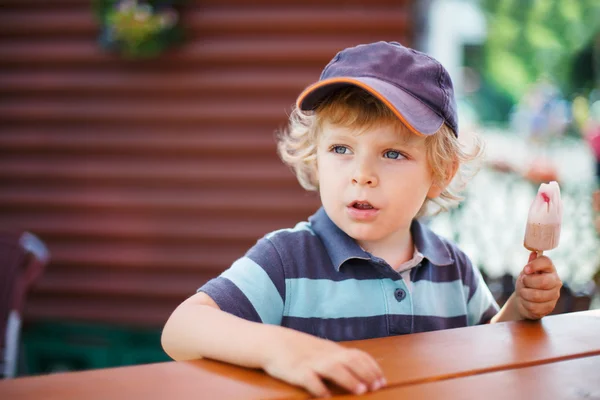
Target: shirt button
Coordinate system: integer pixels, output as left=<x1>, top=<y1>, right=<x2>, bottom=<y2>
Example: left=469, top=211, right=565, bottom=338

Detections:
left=394, top=288, right=406, bottom=302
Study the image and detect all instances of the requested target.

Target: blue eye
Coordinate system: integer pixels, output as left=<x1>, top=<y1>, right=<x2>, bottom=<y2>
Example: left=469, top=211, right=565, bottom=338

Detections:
left=332, top=145, right=350, bottom=154
left=384, top=150, right=403, bottom=159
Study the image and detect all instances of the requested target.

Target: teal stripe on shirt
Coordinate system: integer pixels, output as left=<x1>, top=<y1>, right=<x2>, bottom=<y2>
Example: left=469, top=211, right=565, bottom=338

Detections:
left=466, top=274, right=499, bottom=325
left=265, top=221, right=315, bottom=239
left=221, top=257, right=284, bottom=325
left=284, top=278, right=468, bottom=319
left=411, top=279, right=469, bottom=318
left=285, top=278, right=387, bottom=318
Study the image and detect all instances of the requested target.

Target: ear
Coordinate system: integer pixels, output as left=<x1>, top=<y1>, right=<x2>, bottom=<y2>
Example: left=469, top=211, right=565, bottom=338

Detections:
left=427, top=157, right=459, bottom=199
left=427, top=183, right=444, bottom=199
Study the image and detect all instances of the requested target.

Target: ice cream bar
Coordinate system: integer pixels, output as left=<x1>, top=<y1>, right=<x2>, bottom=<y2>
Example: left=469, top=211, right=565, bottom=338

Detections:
left=523, top=181, right=563, bottom=254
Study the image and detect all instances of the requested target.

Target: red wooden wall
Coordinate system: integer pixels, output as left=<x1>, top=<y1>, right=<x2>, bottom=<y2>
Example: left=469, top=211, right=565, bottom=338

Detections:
left=0, top=0, right=414, bottom=327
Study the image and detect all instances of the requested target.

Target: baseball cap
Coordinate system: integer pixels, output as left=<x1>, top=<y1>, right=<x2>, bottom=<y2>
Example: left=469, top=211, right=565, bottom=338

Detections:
left=296, top=41, right=458, bottom=137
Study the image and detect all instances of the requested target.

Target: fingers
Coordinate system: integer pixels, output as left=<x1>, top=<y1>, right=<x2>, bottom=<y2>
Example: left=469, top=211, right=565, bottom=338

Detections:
left=524, top=255, right=556, bottom=274
left=295, top=369, right=331, bottom=398
left=343, top=349, right=386, bottom=391
left=519, top=298, right=557, bottom=320
left=516, top=255, right=562, bottom=320
left=316, top=363, right=367, bottom=396
left=522, top=272, right=562, bottom=290
left=315, top=349, right=385, bottom=395
left=519, top=287, right=560, bottom=303
left=265, top=334, right=386, bottom=398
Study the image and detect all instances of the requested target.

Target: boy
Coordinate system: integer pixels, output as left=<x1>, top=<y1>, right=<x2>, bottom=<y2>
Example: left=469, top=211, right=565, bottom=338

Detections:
left=162, top=42, right=562, bottom=398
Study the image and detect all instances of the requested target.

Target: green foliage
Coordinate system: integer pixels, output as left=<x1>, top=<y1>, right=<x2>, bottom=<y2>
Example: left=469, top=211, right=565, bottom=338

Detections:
left=94, top=0, right=183, bottom=59
left=480, top=0, right=600, bottom=103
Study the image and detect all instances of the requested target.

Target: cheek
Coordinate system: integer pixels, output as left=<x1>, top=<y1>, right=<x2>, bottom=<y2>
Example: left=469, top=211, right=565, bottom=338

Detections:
left=316, top=154, right=338, bottom=182
left=318, top=169, right=339, bottom=194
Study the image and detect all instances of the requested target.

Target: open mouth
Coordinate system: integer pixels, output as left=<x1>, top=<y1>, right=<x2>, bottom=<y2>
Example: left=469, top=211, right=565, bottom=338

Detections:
left=350, top=201, right=375, bottom=210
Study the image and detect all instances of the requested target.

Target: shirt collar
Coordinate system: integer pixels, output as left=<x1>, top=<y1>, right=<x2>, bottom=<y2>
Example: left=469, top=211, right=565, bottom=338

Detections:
left=308, top=207, right=454, bottom=271
left=396, top=247, right=425, bottom=273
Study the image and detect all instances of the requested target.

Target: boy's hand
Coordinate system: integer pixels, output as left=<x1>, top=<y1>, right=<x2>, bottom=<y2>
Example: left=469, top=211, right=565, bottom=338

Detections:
left=514, top=252, right=562, bottom=320
left=261, top=327, right=386, bottom=398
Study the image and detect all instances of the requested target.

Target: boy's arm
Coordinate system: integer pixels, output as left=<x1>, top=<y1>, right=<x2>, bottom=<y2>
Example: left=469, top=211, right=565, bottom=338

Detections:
left=161, top=292, right=271, bottom=366
left=490, top=292, right=521, bottom=323
left=161, top=292, right=386, bottom=397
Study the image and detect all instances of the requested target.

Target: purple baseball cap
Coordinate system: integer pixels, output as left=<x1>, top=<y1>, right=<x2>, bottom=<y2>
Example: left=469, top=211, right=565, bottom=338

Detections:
left=296, top=41, right=458, bottom=137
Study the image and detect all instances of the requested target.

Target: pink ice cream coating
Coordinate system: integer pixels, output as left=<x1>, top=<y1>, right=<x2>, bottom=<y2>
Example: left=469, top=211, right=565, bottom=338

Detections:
left=524, top=181, right=562, bottom=251
left=527, top=182, right=563, bottom=225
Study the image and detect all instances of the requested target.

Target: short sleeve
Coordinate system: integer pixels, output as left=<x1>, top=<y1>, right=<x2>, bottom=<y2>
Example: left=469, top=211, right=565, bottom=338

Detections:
left=464, top=259, right=500, bottom=325
left=198, top=237, right=285, bottom=325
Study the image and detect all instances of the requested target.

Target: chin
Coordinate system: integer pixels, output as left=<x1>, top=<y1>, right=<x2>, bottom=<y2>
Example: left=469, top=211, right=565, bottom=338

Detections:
left=342, top=224, right=386, bottom=242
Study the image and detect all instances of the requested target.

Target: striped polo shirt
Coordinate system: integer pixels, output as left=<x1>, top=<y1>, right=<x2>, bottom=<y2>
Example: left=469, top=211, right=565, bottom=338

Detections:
left=199, top=207, right=499, bottom=341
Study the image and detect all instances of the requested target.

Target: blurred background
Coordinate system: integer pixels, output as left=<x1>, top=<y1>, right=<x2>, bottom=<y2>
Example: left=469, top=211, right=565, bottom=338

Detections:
left=0, top=0, right=598, bottom=377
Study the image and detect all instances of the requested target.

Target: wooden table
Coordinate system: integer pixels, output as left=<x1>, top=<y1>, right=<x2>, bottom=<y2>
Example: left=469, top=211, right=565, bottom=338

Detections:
left=1, top=310, right=599, bottom=399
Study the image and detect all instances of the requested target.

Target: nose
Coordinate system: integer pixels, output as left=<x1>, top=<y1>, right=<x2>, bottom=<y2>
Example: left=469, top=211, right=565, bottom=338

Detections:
left=352, top=157, right=378, bottom=187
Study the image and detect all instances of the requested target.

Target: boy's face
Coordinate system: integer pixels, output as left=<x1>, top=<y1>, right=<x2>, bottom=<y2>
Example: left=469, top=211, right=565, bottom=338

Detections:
left=316, top=121, right=442, bottom=248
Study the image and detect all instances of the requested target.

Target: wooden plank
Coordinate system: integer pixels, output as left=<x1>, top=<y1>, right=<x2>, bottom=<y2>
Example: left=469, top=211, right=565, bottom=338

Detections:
left=27, top=241, right=253, bottom=270
left=33, top=269, right=211, bottom=298
left=1, top=311, right=599, bottom=398
left=185, top=8, right=410, bottom=37
left=0, top=187, right=319, bottom=213
left=0, top=158, right=296, bottom=186
left=0, top=38, right=408, bottom=67
left=0, top=211, right=310, bottom=242
left=0, top=99, right=288, bottom=123
left=0, top=9, right=95, bottom=36
left=23, top=293, right=187, bottom=327
left=195, top=0, right=411, bottom=4
left=0, top=70, right=315, bottom=95
left=0, top=0, right=410, bottom=7
left=343, top=310, right=600, bottom=388
left=332, top=354, right=600, bottom=399
left=32, top=267, right=215, bottom=298
left=0, top=9, right=410, bottom=37
left=0, top=360, right=308, bottom=400
left=0, top=126, right=279, bottom=156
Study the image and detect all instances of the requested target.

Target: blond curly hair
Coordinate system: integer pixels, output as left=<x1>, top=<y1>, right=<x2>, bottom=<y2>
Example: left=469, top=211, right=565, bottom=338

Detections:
left=277, top=87, right=483, bottom=217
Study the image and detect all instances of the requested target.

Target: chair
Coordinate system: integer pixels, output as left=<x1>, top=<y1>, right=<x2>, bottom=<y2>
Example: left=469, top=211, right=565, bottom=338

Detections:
left=0, top=232, right=50, bottom=378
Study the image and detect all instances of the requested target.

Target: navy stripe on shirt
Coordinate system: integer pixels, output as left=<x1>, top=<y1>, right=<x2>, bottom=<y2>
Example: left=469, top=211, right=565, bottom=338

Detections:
left=282, top=314, right=468, bottom=341
left=201, top=277, right=261, bottom=323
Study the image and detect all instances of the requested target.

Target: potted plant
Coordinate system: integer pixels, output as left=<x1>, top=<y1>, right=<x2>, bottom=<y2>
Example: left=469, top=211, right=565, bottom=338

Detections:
left=94, top=0, right=183, bottom=59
